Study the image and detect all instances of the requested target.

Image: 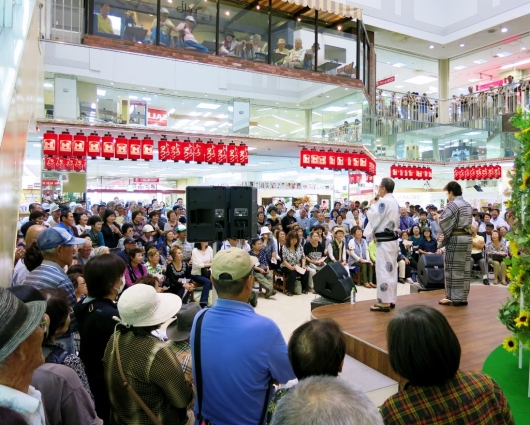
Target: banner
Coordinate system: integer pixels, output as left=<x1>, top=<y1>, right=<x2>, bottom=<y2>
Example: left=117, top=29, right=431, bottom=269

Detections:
left=147, top=108, right=168, bottom=126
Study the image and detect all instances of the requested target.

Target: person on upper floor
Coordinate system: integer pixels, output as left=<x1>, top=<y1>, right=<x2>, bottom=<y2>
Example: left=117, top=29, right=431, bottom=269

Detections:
left=176, top=15, right=209, bottom=53
left=97, top=3, right=114, bottom=34
left=101, top=210, right=122, bottom=250
left=303, top=42, right=320, bottom=71
left=219, top=30, right=240, bottom=56
left=150, top=7, right=177, bottom=46
left=283, top=38, right=305, bottom=68
left=274, top=38, right=290, bottom=64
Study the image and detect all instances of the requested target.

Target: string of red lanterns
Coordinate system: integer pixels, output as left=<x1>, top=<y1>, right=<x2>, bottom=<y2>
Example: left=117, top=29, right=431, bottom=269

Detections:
left=390, top=165, right=433, bottom=180
left=348, top=173, right=375, bottom=184
left=454, top=165, right=502, bottom=180
left=300, top=149, right=377, bottom=175
left=42, top=130, right=249, bottom=166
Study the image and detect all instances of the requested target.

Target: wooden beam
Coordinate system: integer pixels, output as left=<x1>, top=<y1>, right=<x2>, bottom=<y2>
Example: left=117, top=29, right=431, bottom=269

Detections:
left=224, top=0, right=262, bottom=28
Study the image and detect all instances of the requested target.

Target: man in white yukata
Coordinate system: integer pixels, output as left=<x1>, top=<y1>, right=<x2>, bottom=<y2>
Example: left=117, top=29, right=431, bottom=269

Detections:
left=364, top=178, right=400, bottom=312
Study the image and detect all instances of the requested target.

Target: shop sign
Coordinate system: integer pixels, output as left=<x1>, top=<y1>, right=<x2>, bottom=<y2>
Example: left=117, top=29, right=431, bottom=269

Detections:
left=376, top=76, right=395, bottom=87
left=475, top=80, right=504, bottom=92
left=133, top=178, right=160, bottom=183
left=42, top=179, right=61, bottom=186
left=147, top=108, right=168, bottom=126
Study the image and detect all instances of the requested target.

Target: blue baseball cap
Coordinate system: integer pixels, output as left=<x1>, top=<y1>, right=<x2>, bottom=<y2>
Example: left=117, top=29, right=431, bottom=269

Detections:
left=36, top=227, right=87, bottom=250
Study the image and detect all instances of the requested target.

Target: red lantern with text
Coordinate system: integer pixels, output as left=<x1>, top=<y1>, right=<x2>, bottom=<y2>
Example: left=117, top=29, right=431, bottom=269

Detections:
left=55, top=157, right=66, bottom=171
left=181, top=139, right=193, bottom=163
left=101, top=133, right=115, bottom=160
left=215, top=142, right=227, bottom=164
left=58, top=131, right=73, bottom=157
left=115, top=134, right=129, bottom=160
left=348, top=173, right=355, bottom=185
left=129, top=136, right=142, bottom=161
left=327, top=150, right=338, bottom=170
left=390, top=165, right=398, bottom=178
left=307, top=149, right=318, bottom=169
left=205, top=141, right=216, bottom=164
left=65, top=158, right=75, bottom=171
left=475, top=165, right=483, bottom=180
left=158, top=136, right=170, bottom=162
left=237, top=143, right=249, bottom=165
left=367, top=157, right=376, bottom=176
left=193, top=140, right=206, bottom=164
left=227, top=142, right=238, bottom=166
left=141, top=136, right=154, bottom=161
left=87, top=132, right=101, bottom=159
left=338, top=151, right=348, bottom=170
left=43, top=130, right=58, bottom=156
left=367, top=174, right=374, bottom=183
left=358, top=155, right=368, bottom=173
left=44, top=156, right=55, bottom=171
left=494, top=165, right=502, bottom=179
left=300, top=149, right=311, bottom=168
left=486, top=164, right=494, bottom=179
left=469, top=166, right=477, bottom=180
left=74, top=158, right=86, bottom=172
left=480, top=164, right=489, bottom=179
left=170, top=138, right=182, bottom=162
left=73, top=132, right=87, bottom=157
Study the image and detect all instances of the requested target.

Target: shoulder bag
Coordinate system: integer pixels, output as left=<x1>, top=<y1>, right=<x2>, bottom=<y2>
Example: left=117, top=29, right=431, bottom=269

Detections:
left=114, top=332, right=163, bottom=425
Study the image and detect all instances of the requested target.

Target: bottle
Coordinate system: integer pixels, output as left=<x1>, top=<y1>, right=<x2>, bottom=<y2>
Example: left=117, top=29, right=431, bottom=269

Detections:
left=350, top=287, right=356, bottom=305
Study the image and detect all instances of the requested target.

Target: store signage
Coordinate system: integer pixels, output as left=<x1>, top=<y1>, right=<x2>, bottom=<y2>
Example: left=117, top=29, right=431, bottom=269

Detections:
left=33, top=183, right=41, bottom=189
left=376, top=76, right=395, bottom=87
left=454, top=164, right=501, bottom=180
left=390, top=165, right=432, bottom=180
left=42, top=179, right=61, bottom=186
left=476, top=79, right=504, bottom=92
left=147, top=108, right=168, bottom=127
left=133, top=178, right=160, bottom=183
left=299, top=149, right=376, bottom=175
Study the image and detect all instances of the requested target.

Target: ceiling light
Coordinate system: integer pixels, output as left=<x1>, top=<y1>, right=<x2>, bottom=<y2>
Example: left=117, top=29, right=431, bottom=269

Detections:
left=256, top=5, right=260, bottom=9
left=297, top=17, right=301, bottom=22
left=473, top=59, right=487, bottom=64
left=128, top=95, right=138, bottom=99
left=522, top=47, right=527, bottom=50
left=428, top=86, right=438, bottom=92
left=460, top=43, right=465, bottom=47
left=429, top=44, right=434, bottom=49
left=271, top=115, right=300, bottom=125
left=90, top=102, right=96, bottom=109
left=501, top=27, right=508, bottom=33
left=395, top=85, right=404, bottom=88
left=453, top=65, right=467, bottom=70
left=217, top=114, right=228, bottom=118
left=403, top=75, right=438, bottom=85
left=337, top=25, right=342, bottom=30
left=142, top=97, right=151, bottom=101
left=43, top=82, right=53, bottom=88
left=196, top=103, right=221, bottom=109
left=500, top=58, right=530, bottom=69
left=225, top=10, right=230, bottom=15
left=496, top=51, right=512, bottom=57
left=247, top=147, right=258, bottom=151
left=168, top=108, right=175, bottom=114
left=322, top=106, right=347, bottom=112
left=468, top=78, right=480, bottom=82
left=202, top=112, right=212, bottom=117
left=392, top=63, right=406, bottom=68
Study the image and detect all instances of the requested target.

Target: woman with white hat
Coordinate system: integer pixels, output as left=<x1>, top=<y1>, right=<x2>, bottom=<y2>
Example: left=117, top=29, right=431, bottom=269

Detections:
left=259, top=226, right=277, bottom=267
left=103, top=284, right=193, bottom=425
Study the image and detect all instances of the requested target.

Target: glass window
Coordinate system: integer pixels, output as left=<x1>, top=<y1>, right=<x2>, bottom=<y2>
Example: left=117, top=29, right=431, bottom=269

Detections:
left=318, top=21, right=357, bottom=78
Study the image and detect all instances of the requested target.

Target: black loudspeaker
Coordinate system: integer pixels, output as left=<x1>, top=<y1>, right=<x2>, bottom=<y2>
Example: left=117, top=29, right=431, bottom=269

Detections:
left=313, top=263, right=353, bottom=303
left=417, top=254, right=445, bottom=289
left=228, top=187, right=257, bottom=239
left=186, top=186, right=229, bottom=242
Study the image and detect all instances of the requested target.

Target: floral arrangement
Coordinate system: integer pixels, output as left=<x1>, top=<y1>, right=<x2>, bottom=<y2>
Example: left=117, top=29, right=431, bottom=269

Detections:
left=498, top=108, right=530, bottom=353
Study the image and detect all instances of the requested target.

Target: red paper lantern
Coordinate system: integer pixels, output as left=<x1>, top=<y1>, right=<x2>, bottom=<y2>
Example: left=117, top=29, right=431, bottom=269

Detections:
left=425, top=167, right=433, bottom=180
left=87, top=132, right=101, bottom=159
left=454, top=167, right=460, bottom=180
left=237, top=143, right=249, bottom=165
left=101, top=133, right=115, bottom=160
left=390, top=165, right=398, bottom=178
left=336, top=151, right=346, bottom=170
left=194, top=140, right=206, bottom=164
left=158, top=136, right=170, bottom=162
left=359, top=155, right=368, bottom=173
left=367, top=158, right=376, bottom=176
left=349, top=173, right=355, bottom=185
left=469, top=166, right=477, bottom=180
left=141, top=136, right=154, bottom=161
left=115, top=134, right=129, bottom=160
left=300, top=149, right=311, bottom=168
left=43, top=130, right=58, bottom=156
left=73, top=132, right=87, bottom=157
left=129, top=135, right=142, bottom=161
left=205, top=141, right=216, bottom=164
left=65, top=157, right=75, bottom=171
left=327, top=150, right=337, bottom=170
left=58, top=131, right=73, bottom=157
left=74, top=158, right=86, bottom=172
left=486, top=164, right=494, bottom=179
left=43, top=156, right=56, bottom=171
left=55, top=157, right=66, bottom=171
left=494, top=165, right=502, bottom=179
left=215, top=142, right=227, bottom=164
left=367, top=174, right=374, bottom=183
left=170, top=138, right=182, bottom=162
left=317, top=150, right=327, bottom=169
left=480, top=165, right=488, bottom=180
left=181, top=139, right=193, bottom=163
left=227, top=142, right=239, bottom=166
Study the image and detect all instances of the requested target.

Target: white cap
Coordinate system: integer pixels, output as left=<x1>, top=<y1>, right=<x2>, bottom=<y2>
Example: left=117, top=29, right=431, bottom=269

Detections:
left=260, top=227, right=271, bottom=236
left=185, top=15, right=195, bottom=22
left=143, top=224, right=155, bottom=233
left=160, top=7, right=169, bottom=14
left=49, top=203, right=60, bottom=213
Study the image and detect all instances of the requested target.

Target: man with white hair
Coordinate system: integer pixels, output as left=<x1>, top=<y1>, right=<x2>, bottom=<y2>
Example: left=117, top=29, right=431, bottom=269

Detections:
left=283, top=38, right=305, bottom=68
left=270, top=375, right=383, bottom=425
left=151, top=7, right=177, bottom=45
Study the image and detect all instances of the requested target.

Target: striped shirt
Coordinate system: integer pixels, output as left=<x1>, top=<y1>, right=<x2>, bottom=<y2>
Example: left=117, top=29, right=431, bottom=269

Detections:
left=380, top=371, right=514, bottom=425
left=23, top=260, right=78, bottom=333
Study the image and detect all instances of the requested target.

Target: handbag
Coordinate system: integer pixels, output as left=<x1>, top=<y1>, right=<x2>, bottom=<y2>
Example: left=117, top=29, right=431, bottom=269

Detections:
left=491, top=254, right=505, bottom=262
left=201, top=268, right=211, bottom=279
left=114, top=332, right=163, bottom=425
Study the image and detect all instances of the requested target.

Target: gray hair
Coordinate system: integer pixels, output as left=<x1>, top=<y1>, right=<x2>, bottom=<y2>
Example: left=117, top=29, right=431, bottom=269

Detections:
left=270, top=376, right=384, bottom=425
left=41, top=247, right=57, bottom=257
left=380, top=177, right=395, bottom=193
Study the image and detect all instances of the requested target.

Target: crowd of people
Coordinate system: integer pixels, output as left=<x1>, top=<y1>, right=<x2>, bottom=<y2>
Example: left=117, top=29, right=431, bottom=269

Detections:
left=3, top=178, right=517, bottom=424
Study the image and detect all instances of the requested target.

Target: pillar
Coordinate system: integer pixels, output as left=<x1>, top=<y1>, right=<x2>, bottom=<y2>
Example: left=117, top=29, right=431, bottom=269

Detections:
left=305, top=109, right=312, bottom=139
left=432, top=137, right=440, bottom=161
left=229, top=99, right=250, bottom=134
left=54, top=76, right=78, bottom=120
left=438, top=59, right=450, bottom=124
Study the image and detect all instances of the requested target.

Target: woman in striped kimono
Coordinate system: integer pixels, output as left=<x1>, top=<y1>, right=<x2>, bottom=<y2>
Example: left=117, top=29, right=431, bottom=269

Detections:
left=436, top=181, right=473, bottom=306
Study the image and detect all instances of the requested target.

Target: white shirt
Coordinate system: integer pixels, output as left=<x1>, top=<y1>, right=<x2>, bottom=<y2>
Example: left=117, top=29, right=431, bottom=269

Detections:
left=0, top=384, right=46, bottom=425
left=47, top=216, right=58, bottom=227
left=12, top=259, right=29, bottom=286
left=490, top=216, right=510, bottom=231
left=191, top=246, right=214, bottom=276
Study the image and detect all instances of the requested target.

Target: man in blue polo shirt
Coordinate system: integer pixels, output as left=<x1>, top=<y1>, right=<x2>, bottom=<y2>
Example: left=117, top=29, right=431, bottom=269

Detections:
left=191, top=248, right=295, bottom=425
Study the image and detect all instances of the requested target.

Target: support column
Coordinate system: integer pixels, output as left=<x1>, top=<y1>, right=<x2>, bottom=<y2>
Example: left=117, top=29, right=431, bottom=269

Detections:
left=438, top=59, right=450, bottom=124
left=54, top=76, right=78, bottom=120
left=432, top=137, right=440, bottom=161
left=229, top=99, right=250, bottom=134
left=305, top=109, right=312, bottom=139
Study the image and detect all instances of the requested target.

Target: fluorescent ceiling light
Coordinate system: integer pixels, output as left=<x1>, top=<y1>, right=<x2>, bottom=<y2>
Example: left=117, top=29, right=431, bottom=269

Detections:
left=97, top=89, right=106, bottom=96
left=403, top=75, right=438, bottom=85
left=468, top=78, right=480, bottom=82
left=322, top=106, right=347, bottom=112
left=142, top=97, right=151, bottom=101
left=217, top=114, right=228, bottom=118
left=464, top=131, right=481, bottom=136
left=257, top=125, right=279, bottom=134
left=395, top=85, right=404, bottom=88
left=392, top=63, right=406, bottom=68
left=90, top=103, right=96, bottom=109
left=271, top=115, right=300, bottom=125
left=168, top=108, right=175, bottom=114
left=429, top=45, right=434, bottom=49
left=196, top=103, right=221, bottom=109
left=500, top=59, right=530, bottom=69
left=128, top=95, right=138, bottom=99
left=312, top=112, right=322, bottom=117
left=496, top=51, right=512, bottom=57
left=43, top=82, right=53, bottom=88
left=453, top=65, right=467, bottom=70
left=428, top=86, right=438, bottom=92
left=460, top=43, right=465, bottom=47
left=290, top=128, right=305, bottom=134
left=473, top=59, right=487, bottom=64
left=501, top=27, right=508, bottom=33
left=188, top=111, right=201, bottom=116
left=257, top=107, right=272, bottom=112
left=202, top=112, right=212, bottom=117
left=247, top=147, right=258, bottom=151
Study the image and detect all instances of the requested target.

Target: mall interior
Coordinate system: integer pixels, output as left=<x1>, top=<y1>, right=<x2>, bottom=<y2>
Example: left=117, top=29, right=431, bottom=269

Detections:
left=2, top=0, right=530, bottom=421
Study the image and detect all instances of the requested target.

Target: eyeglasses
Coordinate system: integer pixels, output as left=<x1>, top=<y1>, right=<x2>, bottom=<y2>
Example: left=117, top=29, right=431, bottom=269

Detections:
left=40, top=314, right=50, bottom=335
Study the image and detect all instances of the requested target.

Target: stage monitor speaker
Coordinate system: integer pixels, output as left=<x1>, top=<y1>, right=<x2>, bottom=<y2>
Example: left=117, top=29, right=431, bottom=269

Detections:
left=417, top=254, right=444, bottom=289
left=186, top=186, right=229, bottom=242
left=313, top=262, right=353, bottom=303
left=228, top=186, right=257, bottom=239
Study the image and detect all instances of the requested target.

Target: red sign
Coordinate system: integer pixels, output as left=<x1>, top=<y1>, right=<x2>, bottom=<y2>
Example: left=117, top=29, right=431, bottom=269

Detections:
left=42, top=179, right=61, bottom=187
left=194, top=140, right=206, bottom=163
left=147, top=108, right=168, bottom=127
left=158, top=137, right=170, bottom=161
left=73, top=133, right=87, bottom=157
left=133, top=178, right=159, bottom=183
left=376, top=76, right=395, bottom=87
left=476, top=79, right=504, bottom=92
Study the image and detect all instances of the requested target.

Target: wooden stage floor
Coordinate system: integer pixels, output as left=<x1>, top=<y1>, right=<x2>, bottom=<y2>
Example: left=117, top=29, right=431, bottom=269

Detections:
left=311, top=285, right=510, bottom=383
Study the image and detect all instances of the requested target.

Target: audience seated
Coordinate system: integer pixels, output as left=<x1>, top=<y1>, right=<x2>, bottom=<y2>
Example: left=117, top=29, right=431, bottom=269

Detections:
left=348, top=226, right=375, bottom=288
left=176, top=16, right=209, bottom=53
left=271, top=375, right=384, bottom=425
left=471, top=223, right=489, bottom=285
left=97, top=3, right=114, bottom=34
left=150, top=8, right=177, bottom=46
left=283, top=38, right=305, bottom=68
left=380, top=305, right=514, bottom=424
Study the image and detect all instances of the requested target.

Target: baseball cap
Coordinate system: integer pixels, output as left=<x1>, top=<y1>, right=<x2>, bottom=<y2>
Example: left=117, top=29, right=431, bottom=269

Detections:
left=36, top=227, right=87, bottom=250
left=123, top=237, right=136, bottom=244
left=176, top=225, right=186, bottom=233
left=49, top=203, right=60, bottom=213
left=212, top=247, right=258, bottom=281
left=166, top=303, right=202, bottom=342
left=426, top=204, right=437, bottom=210
left=186, top=15, right=195, bottom=22
left=143, top=224, right=155, bottom=233
left=160, top=7, right=169, bottom=13
left=41, top=203, right=51, bottom=212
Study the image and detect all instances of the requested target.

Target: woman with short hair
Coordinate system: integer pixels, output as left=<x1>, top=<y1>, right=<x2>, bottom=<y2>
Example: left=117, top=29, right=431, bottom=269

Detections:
left=164, top=245, right=193, bottom=303
left=190, top=242, right=214, bottom=308
left=381, top=305, right=514, bottom=424
left=101, top=210, right=122, bottom=249
left=281, top=230, right=309, bottom=296
left=348, top=226, right=375, bottom=288
left=486, top=229, right=509, bottom=285
left=125, top=247, right=148, bottom=288
left=85, top=215, right=105, bottom=248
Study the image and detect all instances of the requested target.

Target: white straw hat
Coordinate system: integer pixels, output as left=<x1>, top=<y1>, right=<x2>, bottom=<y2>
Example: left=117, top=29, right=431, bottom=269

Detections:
left=117, top=284, right=182, bottom=327
left=260, top=226, right=272, bottom=236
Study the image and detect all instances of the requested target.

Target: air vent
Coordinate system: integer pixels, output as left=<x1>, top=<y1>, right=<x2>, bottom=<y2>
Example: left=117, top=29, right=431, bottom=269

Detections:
left=487, top=28, right=496, bottom=33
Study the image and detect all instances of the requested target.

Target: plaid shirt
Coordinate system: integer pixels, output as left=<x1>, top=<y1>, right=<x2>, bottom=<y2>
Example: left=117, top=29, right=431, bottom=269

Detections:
left=169, top=340, right=194, bottom=409
left=173, top=239, right=194, bottom=261
left=380, top=371, right=514, bottom=425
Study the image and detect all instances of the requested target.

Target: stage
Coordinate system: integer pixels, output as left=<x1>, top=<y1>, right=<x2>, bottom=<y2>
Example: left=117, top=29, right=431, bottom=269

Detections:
left=311, top=285, right=511, bottom=383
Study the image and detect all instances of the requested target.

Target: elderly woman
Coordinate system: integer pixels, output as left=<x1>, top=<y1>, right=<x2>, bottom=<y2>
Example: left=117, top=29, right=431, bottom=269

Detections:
left=281, top=230, right=309, bottom=296
left=486, top=229, right=509, bottom=285
left=380, top=305, right=514, bottom=424
left=328, top=227, right=349, bottom=271
left=103, top=284, right=193, bottom=424
left=146, top=248, right=166, bottom=282
left=85, top=215, right=105, bottom=248
left=74, top=253, right=126, bottom=423
left=101, top=210, right=122, bottom=249
left=348, top=226, right=375, bottom=288
left=164, top=210, right=180, bottom=233
left=125, top=247, right=148, bottom=287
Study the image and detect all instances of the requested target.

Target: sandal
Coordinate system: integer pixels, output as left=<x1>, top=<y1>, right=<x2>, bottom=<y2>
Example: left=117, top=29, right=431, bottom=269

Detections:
left=285, top=292, right=293, bottom=297
left=439, top=299, right=468, bottom=306
left=439, top=298, right=453, bottom=305
left=370, top=303, right=391, bottom=312
left=501, top=281, right=507, bottom=286
left=493, top=281, right=499, bottom=285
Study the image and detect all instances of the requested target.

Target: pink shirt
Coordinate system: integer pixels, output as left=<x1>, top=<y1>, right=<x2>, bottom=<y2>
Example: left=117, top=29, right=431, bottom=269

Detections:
left=176, top=23, right=196, bottom=42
